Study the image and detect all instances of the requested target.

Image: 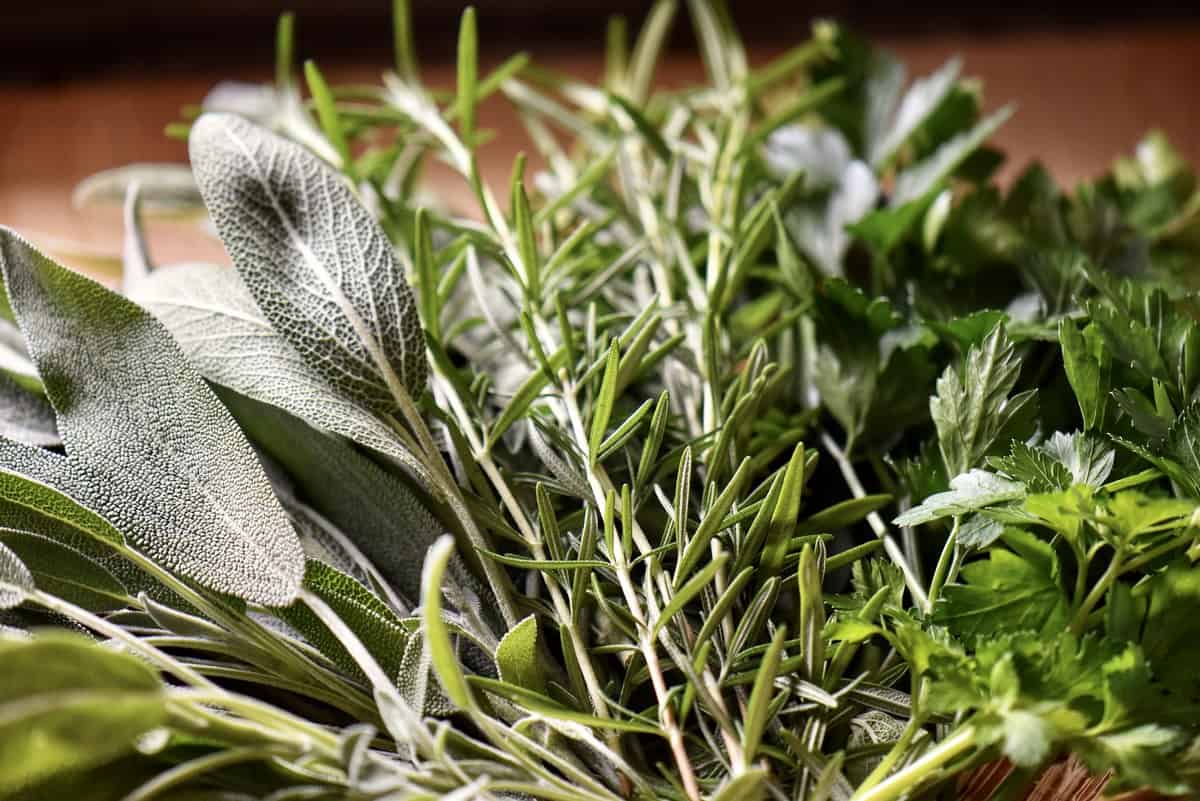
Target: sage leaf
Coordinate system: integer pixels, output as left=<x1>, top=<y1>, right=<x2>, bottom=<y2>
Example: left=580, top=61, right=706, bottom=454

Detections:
left=0, top=228, right=305, bottom=606
left=189, top=112, right=427, bottom=416
left=278, top=560, right=410, bottom=684
left=0, top=634, right=167, bottom=795
left=0, top=372, right=59, bottom=447
left=217, top=388, right=446, bottom=610
left=133, top=261, right=430, bottom=484
left=495, top=614, right=548, bottom=693
left=0, top=530, right=129, bottom=612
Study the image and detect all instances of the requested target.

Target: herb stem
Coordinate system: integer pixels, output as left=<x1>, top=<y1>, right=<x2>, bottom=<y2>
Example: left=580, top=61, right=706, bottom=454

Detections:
left=819, top=430, right=929, bottom=608
left=925, top=516, right=960, bottom=613
left=120, top=745, right=294, bottom=801
left=1070, top=548, right=1123, bottom=636
left=848, top=726, right=975, bottom=801
left=31, top=589, right=216, bottom=691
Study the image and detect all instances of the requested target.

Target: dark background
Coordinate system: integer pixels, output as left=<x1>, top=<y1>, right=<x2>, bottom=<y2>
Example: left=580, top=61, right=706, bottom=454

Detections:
left=4, top=1, right=1200, bottom=79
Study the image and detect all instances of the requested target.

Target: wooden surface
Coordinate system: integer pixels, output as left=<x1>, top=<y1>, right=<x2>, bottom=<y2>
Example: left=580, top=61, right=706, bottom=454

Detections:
left=2, top=23, right=1200, bottom=275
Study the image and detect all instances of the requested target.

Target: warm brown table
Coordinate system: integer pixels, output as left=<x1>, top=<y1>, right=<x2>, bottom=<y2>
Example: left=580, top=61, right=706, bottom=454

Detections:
left=3, top=24, right=1199, bottom=275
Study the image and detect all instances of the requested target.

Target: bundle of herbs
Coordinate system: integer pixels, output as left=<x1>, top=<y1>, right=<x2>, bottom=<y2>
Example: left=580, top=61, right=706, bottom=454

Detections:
left=3, top=2, right=1200, bottom=800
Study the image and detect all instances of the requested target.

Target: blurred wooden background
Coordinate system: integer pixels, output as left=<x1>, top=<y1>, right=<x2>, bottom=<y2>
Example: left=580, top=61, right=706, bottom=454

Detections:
left=1, top=3, right=1199, bottom=274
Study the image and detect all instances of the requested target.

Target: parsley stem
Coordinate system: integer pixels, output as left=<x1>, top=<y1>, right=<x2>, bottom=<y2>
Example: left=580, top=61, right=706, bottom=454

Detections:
left=849, top=725, right=975, bottom=801
left=925, top=516, right=960, bottom=613
left=1070, top=548, right=1123, bottom=636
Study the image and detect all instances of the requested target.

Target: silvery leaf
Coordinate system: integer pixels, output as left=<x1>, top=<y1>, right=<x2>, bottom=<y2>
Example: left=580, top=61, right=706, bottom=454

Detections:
left=0, top=228, right=304, bottom=606
left=132, top=261, right=430, bottom=486
left=190, top=113, right=426, bottom=417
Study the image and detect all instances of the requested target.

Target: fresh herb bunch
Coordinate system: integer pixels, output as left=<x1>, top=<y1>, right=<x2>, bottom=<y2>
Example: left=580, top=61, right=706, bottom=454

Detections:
left=3, top=2, right=1200, bottom=800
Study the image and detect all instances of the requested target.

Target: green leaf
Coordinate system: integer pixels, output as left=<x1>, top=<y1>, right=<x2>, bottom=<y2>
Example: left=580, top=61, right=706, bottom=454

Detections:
left=710, top=769, right=768, bottom=801
left=0, top=530, right=128, bottom=612
left=1060, top=319, right=1109, bottom=430
left=931, top=324, right=1032, bottom=478
left=0, top=228, right=304, bottom=606
left=796, top=493, right=891, bottom=534
left=456, top=7, right=478, bottom=145
left=588, top=342, right=620, bottom=460
left=132, top=261, right=430, bottom=485
left=468, top=675, right=660, bottom=734
left=759, top=444, right=806, bottom=576
left=742, top=624, right=786, bottom=763
left=0, top=634, right=166, bottom=795
left=892, top=106, right=1013, bottom=205
left=495, top=614, right=548, bottom=693
left=190, top=113, right=426, bottom=417
left=989, top=441, right=1071, bottom=492
left=304, top=60, right=353, bottom=175
left=655, top=552, right=728, bottom=637
left=1139, top=565, right=1200, bottom=701
left=675, top=458, right=750, bottom=585
left=894, top=469, right=1024, bottom=527
left=421, top=536, right=472, bottom=709
left=278, top=560, right=409, bottom=683
left=933, top=530, right=1069, bottom=640
left=867, top=57, right=961, bottom=168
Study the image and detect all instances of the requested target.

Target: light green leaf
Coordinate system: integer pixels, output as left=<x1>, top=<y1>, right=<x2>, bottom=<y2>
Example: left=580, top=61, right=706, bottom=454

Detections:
left=760, top=444, right=807, bottom=576
left=422, top=536, right=472, bottom=709
left=0, top=228, right=304, bottom=606
left=1059, top=319, right=1109, bottom=430
left=742, top=624, right=786, bottom=763
left=931, top=323, right=1033, bottom=478
left=894, top=469, right=1024, bottom=527
left=468, top=675, right=660, bottom=734
left=495, top=614, right=547, bottom=693
left=868, top=57, right=961, bottom=168
left=797, top=493, right=892, bottom=535
left=189, top=113, right=426, bottom=417
left=0, top=634, right=167, bottom=795
left=132, top=261, right=430, bottom=485
left=710, top=769, right=768, bottom=801
left=933, top=531, right=1068, bottom=640
left=456, top=7, right=478, bottom=145
left=589, top=342, right=620, bottom=460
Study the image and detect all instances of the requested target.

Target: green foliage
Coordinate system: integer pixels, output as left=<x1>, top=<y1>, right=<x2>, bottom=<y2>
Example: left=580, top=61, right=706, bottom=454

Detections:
left=2, top=4, right=1200, bottom=800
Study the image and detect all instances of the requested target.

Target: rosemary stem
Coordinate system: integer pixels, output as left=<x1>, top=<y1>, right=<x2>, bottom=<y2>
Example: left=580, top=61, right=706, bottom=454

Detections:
left=818, top=430, right=929, bottom=609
